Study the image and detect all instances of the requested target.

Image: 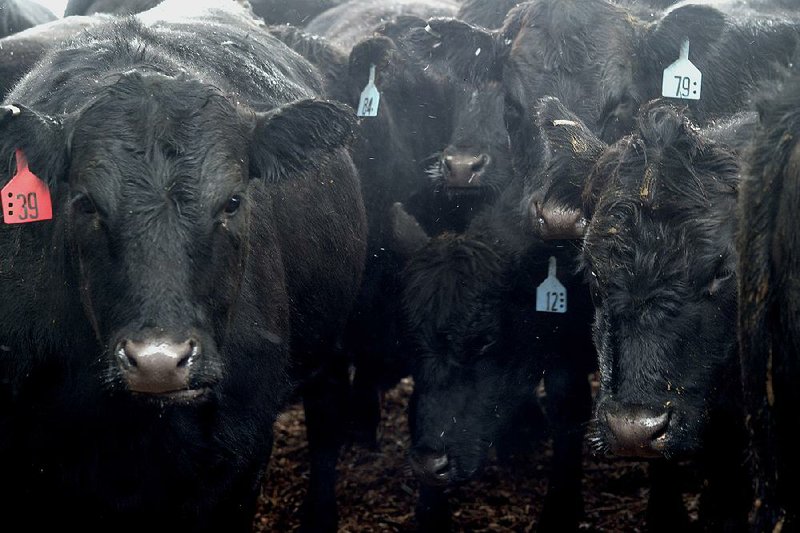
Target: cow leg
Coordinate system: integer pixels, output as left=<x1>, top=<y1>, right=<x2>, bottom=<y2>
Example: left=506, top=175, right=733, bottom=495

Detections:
left=538, top=362, right=591, bottom=532
left=698, top=414, right=750, bottom=532
left=416, top=485, right=451, bottom=532
left=300, top=360, right=349, bottom=533
left=646, top=459, right=689, bottom=532
left=349, top=360, right=383, bottom=449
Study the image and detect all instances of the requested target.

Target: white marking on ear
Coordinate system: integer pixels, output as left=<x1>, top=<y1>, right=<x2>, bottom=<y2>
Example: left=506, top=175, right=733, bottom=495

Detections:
left=553, top=119, right=577, bottom=127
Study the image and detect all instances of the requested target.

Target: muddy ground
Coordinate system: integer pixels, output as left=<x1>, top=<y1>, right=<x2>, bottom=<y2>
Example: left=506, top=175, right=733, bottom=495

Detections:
left=254, top=378, right=702, bottom=532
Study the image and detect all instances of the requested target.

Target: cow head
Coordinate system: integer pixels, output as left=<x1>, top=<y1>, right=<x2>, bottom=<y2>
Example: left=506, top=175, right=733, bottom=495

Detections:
left=580, top=102, right=740, bottom=458
left=390, top=203, right=534, bottom=486
left=0, top=72, right=355, bottom=403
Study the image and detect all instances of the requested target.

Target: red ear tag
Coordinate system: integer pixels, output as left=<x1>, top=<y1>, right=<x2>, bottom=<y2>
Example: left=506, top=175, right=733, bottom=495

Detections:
left=2, top=149, right=53, bottom=224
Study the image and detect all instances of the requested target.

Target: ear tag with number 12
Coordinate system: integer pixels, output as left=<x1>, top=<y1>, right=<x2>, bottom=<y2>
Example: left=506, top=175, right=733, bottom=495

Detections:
left=2, top=149, right=53, bottom=224
left=357, top=64, right=381, bottom=117
left=536, top=256, right=567, bottom=314
left=662, top=39, right=702, bottom=101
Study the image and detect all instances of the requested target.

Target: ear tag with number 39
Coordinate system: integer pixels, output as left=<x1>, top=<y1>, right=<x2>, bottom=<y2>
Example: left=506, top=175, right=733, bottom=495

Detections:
left=2, top=149, right=53, bottom=224
left=536, top=256, right=567, bottom=314
left=357, top=64, right=381, bottom=117
left=662, top=39, right=702, bottom=101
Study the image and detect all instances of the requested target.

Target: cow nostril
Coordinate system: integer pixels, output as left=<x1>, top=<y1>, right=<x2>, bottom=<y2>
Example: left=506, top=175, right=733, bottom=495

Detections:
left=443, top=155, right=454, bottom=172
left=177, top=340, right=198, bottom=368
left=116, top=341, right=137, bottom=369
left=428, top=453, right=449, bottom=475
left=471, top=154, right=489, bottom=173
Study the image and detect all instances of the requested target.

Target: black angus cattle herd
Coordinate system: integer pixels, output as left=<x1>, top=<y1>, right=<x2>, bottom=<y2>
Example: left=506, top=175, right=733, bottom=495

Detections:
left=0, top=0, right=798, bottom=531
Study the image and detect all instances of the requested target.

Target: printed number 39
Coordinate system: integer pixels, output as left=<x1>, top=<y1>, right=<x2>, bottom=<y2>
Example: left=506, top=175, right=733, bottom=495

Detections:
left=674, top=76, right=691, bottom=98
left=16, top=192, right=39, bottom=221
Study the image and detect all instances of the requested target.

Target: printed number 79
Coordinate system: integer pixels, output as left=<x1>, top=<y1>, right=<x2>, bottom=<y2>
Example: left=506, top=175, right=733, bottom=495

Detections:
left=674, top=76, right=691, bottom=98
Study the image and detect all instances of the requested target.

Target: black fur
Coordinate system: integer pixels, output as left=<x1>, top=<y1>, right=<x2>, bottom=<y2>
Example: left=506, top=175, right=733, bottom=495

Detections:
left=456, top=0, right=518, bottom=29
left=250, top=0, right=345, bottom=26
left=738, top=69, right=800, bottom=532
left=403, top=0, right=800, bottom=241
left=0, top=0, right=55, bottom=38
left=580, top=101, right=750, bottom=530
left=393, top=183, right=596, bottom=532
left=306, top=0, right=457, bottom=50
left=1, top=16, right=112, bottom=98
left=64, top=0, right=162, bottom=16
left=0, top=5, right=365, bottom=531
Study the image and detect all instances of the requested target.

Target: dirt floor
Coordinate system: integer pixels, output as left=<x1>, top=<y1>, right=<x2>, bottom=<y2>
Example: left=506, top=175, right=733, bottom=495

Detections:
left=254, top=378, right=701, bottom=532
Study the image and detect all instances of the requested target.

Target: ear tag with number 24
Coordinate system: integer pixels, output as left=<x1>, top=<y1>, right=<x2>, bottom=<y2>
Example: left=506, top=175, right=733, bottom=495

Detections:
left=2, top=149, right=53, bottom=224
left=662, top=39, right=702, bottom=101
left=536, top=256, right=567, bottom=314
left=357, top=64, right=381, bottom=117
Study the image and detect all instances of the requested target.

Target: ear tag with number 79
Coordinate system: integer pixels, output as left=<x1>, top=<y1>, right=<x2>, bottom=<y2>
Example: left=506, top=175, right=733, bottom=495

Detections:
left=357, top=64, right=381, bottom=117
left=536, top=256, right=567, bottom=314
left=3, top=149, right=53, bottom=224
left=662, top=39, right=702, bottom=101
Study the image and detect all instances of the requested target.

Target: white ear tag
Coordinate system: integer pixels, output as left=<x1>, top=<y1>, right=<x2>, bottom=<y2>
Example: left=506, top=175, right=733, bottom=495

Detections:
left=662, top=39, right=702, bottom=101
left=536, top=256, right=567, bottom=314
left=357, top=64, right=381, bottom=117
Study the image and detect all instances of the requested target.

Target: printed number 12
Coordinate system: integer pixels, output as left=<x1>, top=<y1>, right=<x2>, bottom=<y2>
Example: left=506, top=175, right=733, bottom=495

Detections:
left=546, top=291, right=560, bottom=312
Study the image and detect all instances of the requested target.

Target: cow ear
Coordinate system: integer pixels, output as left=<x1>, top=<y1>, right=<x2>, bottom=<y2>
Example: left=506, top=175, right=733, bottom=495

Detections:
left=536, top=96, right=606, bottom=179
left=348, top=35, right=400, bottom=104
left=390, top=202, right=430, bottom=260
left=400, top=17, right=504, bottom=83
left=0, top=104, right=66, bottom=183
left=647, top=5, right=727, bottom=67
left=249, top=99, right=357, bottom=181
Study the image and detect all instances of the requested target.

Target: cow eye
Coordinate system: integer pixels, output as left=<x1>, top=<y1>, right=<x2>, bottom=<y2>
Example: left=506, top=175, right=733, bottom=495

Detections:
left=73, top=194, right=97, bottom=215
left=224, top=195, right=242, bottom=215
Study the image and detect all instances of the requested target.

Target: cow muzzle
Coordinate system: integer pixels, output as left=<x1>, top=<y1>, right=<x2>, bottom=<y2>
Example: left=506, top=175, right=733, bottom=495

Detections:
left=115, top=333, right=201, bottom=396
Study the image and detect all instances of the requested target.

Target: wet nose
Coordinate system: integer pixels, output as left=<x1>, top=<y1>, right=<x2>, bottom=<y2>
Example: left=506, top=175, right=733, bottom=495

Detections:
left=410, top=447, right=452, bottom=487
left=532, top=199, right=588, bottom=240
left=604, top=407, right=670, bottom=458
left=116, top=337, right=198, bottom=394
left=442, top=151, right=490, bottom=187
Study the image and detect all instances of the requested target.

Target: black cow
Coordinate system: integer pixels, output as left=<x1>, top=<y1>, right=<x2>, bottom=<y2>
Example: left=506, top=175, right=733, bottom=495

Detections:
left=305, top=0, right=457, bottom=50
left=738, top=71, right=800, bottom=532
left=251, top=0, right=346, bottom=25
left=0, top=2, right=366, bottom=532
left=0, top=16, right=108, bottom=98
left=266, top=24, right=350, bottom=101
left=64, top=0, right=162, bottom=15
left=0, top=0, right=55, bottom=38
left=280, top=11, right=516, bottom=447
left=407, top=0, right=799, bottom=241
left=391, top=182, right=596, bottom=531
left=456, top=0, right=518, bottom=28
left=564, top=99, right=750, bottom=530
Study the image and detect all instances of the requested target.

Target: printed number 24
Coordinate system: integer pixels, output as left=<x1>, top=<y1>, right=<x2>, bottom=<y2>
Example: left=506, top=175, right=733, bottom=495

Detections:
left=16, top=192, right=39, bottom=221
left=361, top=97, right=375, bottom=114
left=674, top=76, right=692, bottom=98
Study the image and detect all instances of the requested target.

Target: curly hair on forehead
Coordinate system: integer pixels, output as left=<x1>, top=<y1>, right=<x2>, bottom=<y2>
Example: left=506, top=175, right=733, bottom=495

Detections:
left=584, top=101, right=739, bottom=220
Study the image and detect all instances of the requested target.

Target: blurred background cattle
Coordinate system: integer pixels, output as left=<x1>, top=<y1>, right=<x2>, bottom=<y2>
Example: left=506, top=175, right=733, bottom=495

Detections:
left=1, top=0, right=799, bottom=531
